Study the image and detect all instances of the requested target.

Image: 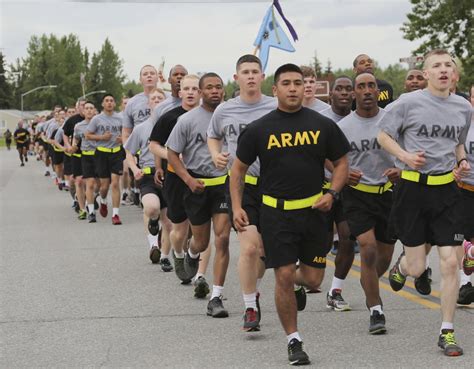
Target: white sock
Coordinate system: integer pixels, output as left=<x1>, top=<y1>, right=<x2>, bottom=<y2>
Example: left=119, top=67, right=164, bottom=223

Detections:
left=161, top=252, right=170, bottom=260
left=440, top=322, right=454, bottom=333
left=287, top=332, right=302, bottom=344
left=425, top=255, right=430, bottom=268
left=188, top=249, right=199, bottom=259
left=174, top=250, right=184, bottom=259
left=243, top=292, right=257, bottom=310
left=330, top=276, right=344, bottom=296
left=333, top=233, right=339, bottom=242
left=112, top=208, right=119, bottom=217
left=147, top=234, right=157, bottom=248
left=369, top=305, right=383, bottom=315
left=460, top=269, right=470, bottom=286
left=256, top=278, right=262, bottom=292
left=65, top=180, right=70, bottom=187
left=398, top=261, right=406, bottom=276
left=87, top=204, right=95, bottom=214
left=210, top=285, right=224, bottom=300
left=100, top=196, right=107, bottom=205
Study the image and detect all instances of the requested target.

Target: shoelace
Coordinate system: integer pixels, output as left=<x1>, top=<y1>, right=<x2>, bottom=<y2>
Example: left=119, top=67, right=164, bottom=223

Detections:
left=443, top=332, right=457, bottom=346
left=289, top=340, right=303, bottom=354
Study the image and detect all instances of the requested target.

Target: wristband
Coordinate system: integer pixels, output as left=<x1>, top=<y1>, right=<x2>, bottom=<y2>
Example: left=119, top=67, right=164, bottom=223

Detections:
left=457, top=158, right=467, bottom=167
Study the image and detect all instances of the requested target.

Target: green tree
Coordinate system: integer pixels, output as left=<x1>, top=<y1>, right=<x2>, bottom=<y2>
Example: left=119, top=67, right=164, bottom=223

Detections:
left=401, top=0, right=473, bottom=90
left=123, top=80, right=142, bottom=98
left=0, top=52, right=13, bottom=108
left=309, top=51, right=323, bottom=77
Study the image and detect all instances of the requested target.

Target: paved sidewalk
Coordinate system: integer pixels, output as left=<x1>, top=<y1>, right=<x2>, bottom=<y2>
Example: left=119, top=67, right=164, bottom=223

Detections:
left=1, top=149, right=472, bottom=368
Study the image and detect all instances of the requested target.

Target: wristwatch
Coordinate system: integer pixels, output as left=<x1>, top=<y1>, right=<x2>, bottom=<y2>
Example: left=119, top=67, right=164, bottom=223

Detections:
left=326, top=189, right=340, bottom=201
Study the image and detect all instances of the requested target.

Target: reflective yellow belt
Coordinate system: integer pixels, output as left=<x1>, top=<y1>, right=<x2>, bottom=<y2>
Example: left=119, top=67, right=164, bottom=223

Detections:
left=97, top=146, right=121, bottom=153
left=351, top=181, right=393, bottom=194
left=322, top=181, right=331, bottom=190
left=401, top=170, right=454, bottom=186
left=142, top=167, right=154, bottom=175
left=82, top=150, right=95, bottom=156
left=228, top=171, right=258, bottom=186
left=198, top=175, right=228, bottom=187
left=53, top=146, right=64, bottom=152
left=64, top=151, right=72, bottom=157
left=262, top=191, right=323, bottom=211
left=73, top=153, right=82, bottom=158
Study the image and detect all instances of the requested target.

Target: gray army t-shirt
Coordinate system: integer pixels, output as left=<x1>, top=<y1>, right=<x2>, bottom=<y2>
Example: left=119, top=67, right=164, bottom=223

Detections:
left=306, top=98, right=330, bottom=113
left=123, top=118, right=155, bottom=168
left=74, top=120, right=96, bottom=152
left=339, top=109, right=395, bottom=185
left=166, top=106, right=226, bottom=178
left=207, top=95, right=277, bottom=177
left=464, top=120, right=474, bottom=185
left=150, top=96, right=182, bottom=125
left=378, top=89, right=472, bottom=174
left=54, top=127, right=64, bottom=144
left=86, top=112, right=123, bottom=149
left=123, top=93, right=151, bottom=129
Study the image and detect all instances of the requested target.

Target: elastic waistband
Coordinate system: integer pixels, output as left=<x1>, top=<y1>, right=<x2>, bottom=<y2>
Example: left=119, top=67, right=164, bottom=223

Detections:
left=97, top=146, right=121, bottom=153
left=458, top=181, right=474, bottom=192
left=82, top=150, right=95, bottom=156
left=401, top=170, right=454, bottom=186
left=262, top=192, right=323, bottom=211
left=350, top=181, right=392, bottom=194
left=197, top=174, right=228, bottom=187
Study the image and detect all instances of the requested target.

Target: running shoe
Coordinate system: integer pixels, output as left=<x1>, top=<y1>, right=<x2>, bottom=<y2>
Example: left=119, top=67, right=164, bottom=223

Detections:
left=388, top=252, right=406, bottom=291
left=438, top=330, right=463, bottom=356
left=149, top=246, right=161, bottom=264
left=44, top=171, right=50, bottom=176
left=287, top=339, right=310, bottom=366
left=77, top=210, right=87, bottom=220
left=88, top=213, right=96, bottom=223
left=99, top=203, right=108, bottom=217
left=148, top=218, right=160, bottom=236
left=463, top=240, right=474, bottom=275
left=133, top=191, right=140, bottom=206
left=184, top=251, right=199, bottom=280
left=457, top=282, right=474, bottom=305
left=111, top=215, right=122, bottom=225
left=243, top=308, right=260, bottom=332
left=414, top=267, right=432, bottom=295
left=326, top=289, right=351, bottom=311
left=173, top=253, right=190, bottom=282
left=294, top=286, right=307, bottom=311
left=193, top=276, right=210, bottom=299
left=330, top=241, right=338, bottom=256
left=94, top=196, right=99, bottom=210
left=207, top=296, right=229, bottom=318
left=160, top=258, right=173, bottom=272
left=369, top=311, right=386, bottom=335
left=20, top=162, right=25, bottom=167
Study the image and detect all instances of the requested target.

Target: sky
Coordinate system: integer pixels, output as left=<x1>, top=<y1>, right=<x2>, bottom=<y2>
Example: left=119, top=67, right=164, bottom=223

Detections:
left=0, top=0, right=421, bottom=83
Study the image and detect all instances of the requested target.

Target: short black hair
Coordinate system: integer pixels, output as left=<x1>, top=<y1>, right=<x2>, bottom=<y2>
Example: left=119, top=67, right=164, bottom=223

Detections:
left=84, top=100, right=95, bottom=107
left=101, top=93, right=114, bottom=102
left=199, top=72, right=223, bottom=89
left=236, top=54, right=262, bottom=71
left=330, top=75, right=353, bottom=90
left=273, top=64, right=303, bottom=84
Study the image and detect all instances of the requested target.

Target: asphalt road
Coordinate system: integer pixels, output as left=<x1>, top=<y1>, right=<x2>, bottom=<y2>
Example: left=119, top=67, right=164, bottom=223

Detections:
left=1, top=149, right=473, bottom=368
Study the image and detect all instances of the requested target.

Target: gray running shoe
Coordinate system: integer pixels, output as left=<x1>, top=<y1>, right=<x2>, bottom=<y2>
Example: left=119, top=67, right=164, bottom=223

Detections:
left=326, top=289, right=351, bottom=311
left=207, top=296, right=229, bottom=318
left=194, top=276, right=210, bottom=299
left=173, top=253, right=190, bottom=282
left=184, top=251, right=200, bottom=280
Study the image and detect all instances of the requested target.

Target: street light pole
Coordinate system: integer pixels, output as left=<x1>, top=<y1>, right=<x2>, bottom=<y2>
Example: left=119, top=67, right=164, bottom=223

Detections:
left=21, top=85, right=57, bottom=118
left=81, top=90, right=107, bottom=99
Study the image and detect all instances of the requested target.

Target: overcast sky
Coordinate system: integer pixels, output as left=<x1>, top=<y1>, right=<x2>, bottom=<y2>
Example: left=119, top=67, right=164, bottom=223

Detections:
left=0, top=0, right=420, bottom=83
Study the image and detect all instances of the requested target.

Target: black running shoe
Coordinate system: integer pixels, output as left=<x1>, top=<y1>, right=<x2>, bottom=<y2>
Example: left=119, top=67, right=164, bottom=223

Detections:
left=194, top=276, right=210, bottom=299
left=457, top=282, right=474, bottom=305
left=173, top=253, right=190, bottom=282
left=414, top=267, right=432, bottom=295
left=287, top=339, right=310, bottom=366
left=294, top=286, right=307, bottom=311
left=160, top=258, right=173, bottom=272
left=243, top=308, right=260, bottom=332
left=149, top=246, right=161, bottom=264
left=389, top=252, right=406, bottom=291
left=88, top=213, right=96, bottom=223
left=369, top=311, right=387, bottom=335
left=438, top=329, right=463, bottom=356
left=207, top=296, right=229, bottom=318
left=148, top=218, right=160, bottom=236
left=184, top=251, right=199, bottom=280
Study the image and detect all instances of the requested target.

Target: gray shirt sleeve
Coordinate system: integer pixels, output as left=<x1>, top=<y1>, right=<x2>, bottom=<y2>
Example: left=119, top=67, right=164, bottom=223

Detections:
left=377, top=96, right=407, bottom=140
left=123, top=129, right=140, bottom=154
left=166, top=116, right=188, bottom=154
left=86, top=116, right=98, bottom=133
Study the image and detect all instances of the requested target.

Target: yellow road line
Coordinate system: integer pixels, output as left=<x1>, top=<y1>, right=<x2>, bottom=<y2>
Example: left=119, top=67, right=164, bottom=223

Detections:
left=326, top=259, right=441, bottom=310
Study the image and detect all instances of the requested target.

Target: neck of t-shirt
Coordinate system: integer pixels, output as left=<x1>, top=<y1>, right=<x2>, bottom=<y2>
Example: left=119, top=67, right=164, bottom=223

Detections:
left=103, top=111, right=114, bottom=117
left=332, top=105, right=350, bottom=118
left=426, top=85, right=450, bottom=99
left=355, top=107, right=379, bottom=119
left=239, top=90, right=263, bottom=104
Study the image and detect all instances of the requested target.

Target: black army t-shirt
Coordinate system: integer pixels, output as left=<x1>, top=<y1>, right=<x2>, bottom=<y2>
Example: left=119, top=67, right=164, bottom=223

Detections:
left=149, top=106, right=188, bottom=145
left=237, top=107, right=350, bottom=199
left=63, top=114, right=85, bottom=143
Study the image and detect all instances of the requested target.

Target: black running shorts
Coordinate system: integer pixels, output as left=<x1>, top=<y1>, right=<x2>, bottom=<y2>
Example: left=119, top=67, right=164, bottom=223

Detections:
left=343, top=186, right=396, bottom=245
left=63, top=154, right=73, bottom=175
left=138, top=173, right=167, bottom=210
left=390, top=180, right=463, bottom=247
left=226, top=181, right=261, bottom=230
left=163, top=171, right=187, bottom=224
left=81, top=155, right=96, bottom=179
left=260, top=205, right=329, bottom=269
left=95, top=148, right=125, bottom=178
left=72, top=155, right=82, bottom=178
left=52, top=150, right=64, bottom=165
left=459, top=187, right=474, bottom=241
left=183, top=181, right=228, bottom=226
left=323, top=187, right=346, bottom=232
